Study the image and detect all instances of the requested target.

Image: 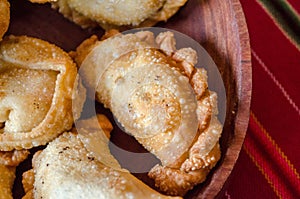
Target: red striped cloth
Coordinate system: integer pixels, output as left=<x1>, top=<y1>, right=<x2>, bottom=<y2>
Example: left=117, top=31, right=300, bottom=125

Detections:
left=223, top=0, right=300, bottom=198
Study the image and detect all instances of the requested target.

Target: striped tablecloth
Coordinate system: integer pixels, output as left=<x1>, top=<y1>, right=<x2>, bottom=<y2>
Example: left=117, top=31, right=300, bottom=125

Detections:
left=223, top=1, right=300, bottom=198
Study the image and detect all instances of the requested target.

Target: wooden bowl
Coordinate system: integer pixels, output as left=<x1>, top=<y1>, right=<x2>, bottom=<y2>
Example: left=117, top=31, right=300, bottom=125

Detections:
left=8, top=0, right=252, bottom=198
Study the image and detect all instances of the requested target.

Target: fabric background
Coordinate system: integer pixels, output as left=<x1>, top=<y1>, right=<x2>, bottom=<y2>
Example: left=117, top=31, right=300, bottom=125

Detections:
left=222, top=0, right=300, bottom=198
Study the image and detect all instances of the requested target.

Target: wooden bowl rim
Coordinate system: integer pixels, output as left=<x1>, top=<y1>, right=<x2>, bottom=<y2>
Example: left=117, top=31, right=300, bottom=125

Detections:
left=198, top=0, right=252, bottom=198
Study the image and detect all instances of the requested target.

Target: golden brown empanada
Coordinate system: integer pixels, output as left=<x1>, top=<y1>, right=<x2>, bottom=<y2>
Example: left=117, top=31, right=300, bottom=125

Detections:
left=0, top=35, right=84, bottom=151
left=30, top=0, right=188, bottom=30
left=74, top=30, right=223, bottom=196
left=23, top=115, right=181, bottom=199
left=76, top=31, right=210, bottom=163
left=0, top=0, right=9, bottom=40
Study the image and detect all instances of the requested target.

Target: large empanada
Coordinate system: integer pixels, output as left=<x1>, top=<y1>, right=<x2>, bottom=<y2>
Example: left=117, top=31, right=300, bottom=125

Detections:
left=23, top=115, right=180, bottom=199
left=30, top=0, right=188, bottom=30
left=74, top=31, right=223, bottom=196
left=0, top=35, right=83, bottom=151
left=0, top=0, right=9, bottom=40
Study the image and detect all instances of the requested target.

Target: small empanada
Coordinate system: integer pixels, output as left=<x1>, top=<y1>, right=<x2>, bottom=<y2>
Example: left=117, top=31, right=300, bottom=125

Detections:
left=23, top=115, right=180, bottom=199
left=30, top=0, right=188, bottom=30
left=0, top=35, right=84, bottom=151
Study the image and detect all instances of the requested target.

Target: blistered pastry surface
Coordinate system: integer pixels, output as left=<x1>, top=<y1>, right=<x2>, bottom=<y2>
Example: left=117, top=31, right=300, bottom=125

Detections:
left=28, top=116, right=180, bottom=199
left=75, top=31, right=223, bottom=196
left=0, top=35, right=78, bottom=150
left=50, top=0, right=188, bottom=30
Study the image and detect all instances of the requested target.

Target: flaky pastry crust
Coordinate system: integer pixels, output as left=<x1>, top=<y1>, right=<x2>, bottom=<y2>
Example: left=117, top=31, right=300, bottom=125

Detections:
left=0, top=35, right=83, bottom=151
left=149, top=119, right=222, bottom=196
left=0, top=149, right=30, bottom=166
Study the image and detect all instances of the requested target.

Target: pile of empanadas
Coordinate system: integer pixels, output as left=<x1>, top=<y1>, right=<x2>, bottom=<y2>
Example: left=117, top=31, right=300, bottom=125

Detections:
left=0, top=1, right=83, bottom=197
left=0, top=0, right=224, bottom=198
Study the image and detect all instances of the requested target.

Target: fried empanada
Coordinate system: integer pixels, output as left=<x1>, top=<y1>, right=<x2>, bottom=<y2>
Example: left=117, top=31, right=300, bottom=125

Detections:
left=30, top=0, right=188, bottom=30
left=0, top=0, right=9, bottom=40
left=78, top=32, right=199, bottom=166
left=0, top=35, right=84, bottom=151
left=74, top=31, right=223, bottom=196
left=24, top=115, right=180, bottom=199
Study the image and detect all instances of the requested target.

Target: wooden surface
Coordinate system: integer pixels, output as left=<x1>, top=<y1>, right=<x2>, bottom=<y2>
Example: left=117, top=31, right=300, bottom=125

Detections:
left=6, top=0, right=252, bottom=198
